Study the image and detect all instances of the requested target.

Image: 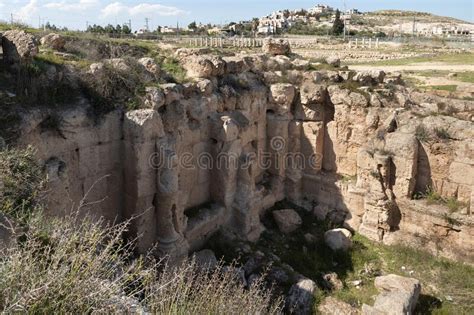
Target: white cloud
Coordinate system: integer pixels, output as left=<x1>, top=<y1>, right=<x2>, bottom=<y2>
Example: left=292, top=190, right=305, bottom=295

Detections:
left=44, top=0, right=99, bottom=11
left=16, top=0, right=39, bottom=21
left=101, top=2, right=186, bottom=18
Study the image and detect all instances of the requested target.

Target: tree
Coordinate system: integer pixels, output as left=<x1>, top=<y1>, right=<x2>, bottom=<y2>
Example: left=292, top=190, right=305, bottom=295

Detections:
left=188, top=21, right=197, bottom=30
left=332, top=9, right=344, bottom=35
left=122, top=24, right=131, bottom=34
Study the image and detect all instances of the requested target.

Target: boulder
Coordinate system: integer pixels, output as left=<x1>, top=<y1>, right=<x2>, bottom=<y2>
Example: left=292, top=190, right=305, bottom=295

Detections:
left=2, top=30, right=38, bottom=64
left=183, top=55, right=216, bottom=78
left=144, top=87, right=165, bottom=110
left=138, top=57, right=161, bottom=77
left=324, top=228, right=352, bottom=251
left=313, top=204, right=329, bottom=221
left=321, top=272, right=344, bottom=291
left=269, top=83, right=296, bottom=114
left=286, top=278, right=316, bottom=315
left=362, top=274, right=421, bottom=315
left=40, top=33, right=66, bottom=50
left=318, top=297, right=358, bottom=315
left=300, top=81, right=327, bottom=109
left=326, top=56, right=341, bottom=68
left=262, top=38, right=291, bottom=56
left=273, top=209, right=302, bottom=234
left=192, top=249, right=218, bottom=270
left=353, top=70, right=386, bottom=86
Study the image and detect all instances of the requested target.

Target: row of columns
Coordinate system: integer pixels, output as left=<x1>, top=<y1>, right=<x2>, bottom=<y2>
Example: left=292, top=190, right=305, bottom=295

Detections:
left=187, top=37, right=264, bottom=48
left=348, top=38, right=380, bottom=49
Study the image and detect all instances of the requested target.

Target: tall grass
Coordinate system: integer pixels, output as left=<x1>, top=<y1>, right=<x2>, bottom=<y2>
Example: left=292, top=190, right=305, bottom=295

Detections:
left=0, top=147, right=282, bottom=313
left=0, top=212, right=282, bottom=313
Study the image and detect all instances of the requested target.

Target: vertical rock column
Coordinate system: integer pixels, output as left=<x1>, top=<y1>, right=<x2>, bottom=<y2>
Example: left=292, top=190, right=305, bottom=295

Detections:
left=359, top=153, right=397, bottom=241
left=123, top=110, right=163, bottom=254
left=286, top=121, right=303, bottom=204
left=267, top=112, right=290, bottom=201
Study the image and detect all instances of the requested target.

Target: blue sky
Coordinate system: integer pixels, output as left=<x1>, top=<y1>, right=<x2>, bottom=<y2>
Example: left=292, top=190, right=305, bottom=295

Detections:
left=0, top=0, right=472, bottom=30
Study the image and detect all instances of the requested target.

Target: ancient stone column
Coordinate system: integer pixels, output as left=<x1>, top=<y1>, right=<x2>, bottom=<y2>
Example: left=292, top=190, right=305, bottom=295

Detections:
left=155, top=143, right=189, bottom=263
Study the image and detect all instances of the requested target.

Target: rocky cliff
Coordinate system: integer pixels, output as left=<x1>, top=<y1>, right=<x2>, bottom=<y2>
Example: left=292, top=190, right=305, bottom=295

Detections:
left=2, top=32, right=473, bottom=263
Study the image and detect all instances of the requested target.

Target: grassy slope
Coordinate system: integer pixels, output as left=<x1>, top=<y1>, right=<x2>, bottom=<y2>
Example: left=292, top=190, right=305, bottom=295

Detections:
left=228, top=201, right=474, bottom=315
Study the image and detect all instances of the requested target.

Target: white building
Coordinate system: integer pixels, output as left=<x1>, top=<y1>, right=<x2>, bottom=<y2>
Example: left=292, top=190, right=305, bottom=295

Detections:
left=309, top=4, right=333, bottom=14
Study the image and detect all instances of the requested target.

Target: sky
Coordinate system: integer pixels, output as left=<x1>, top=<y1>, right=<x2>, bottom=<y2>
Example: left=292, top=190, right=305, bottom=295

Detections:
left=0, top=0, right=472, bottom=31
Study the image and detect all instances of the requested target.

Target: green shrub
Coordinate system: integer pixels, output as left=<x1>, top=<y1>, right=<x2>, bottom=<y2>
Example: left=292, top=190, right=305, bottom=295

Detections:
left=434, top=127, right=451, bottom=140
left=415, top=124, right=431, bottom=142
left=422, top=187, right=465, bottom=213
left=161, top=57, right=187, bottom=83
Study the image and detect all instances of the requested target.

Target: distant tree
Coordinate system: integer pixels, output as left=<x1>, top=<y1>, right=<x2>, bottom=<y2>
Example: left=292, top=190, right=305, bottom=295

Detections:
left=115, top=24, right=122, bottom=34
left=296, top=9, right=307, bottom=16
left=104, top=24, right=115, bottom=34
left=283, top=10, right=290, bottom=18
left=122, top=24, right=131, bottom=34
left=156, top=26, right=162, bottom=33
left=332, top=9, right=344, bottom=35
left=188, top=21, right=197, bottom=30
left=251, top=18, right=259, bottom=33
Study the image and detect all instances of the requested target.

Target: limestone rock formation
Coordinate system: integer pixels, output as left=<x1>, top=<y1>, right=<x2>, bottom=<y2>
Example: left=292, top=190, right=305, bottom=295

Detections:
left=10, top=38, right=473, bottom=265
left=2, top=30, right=38, bottom=65
left=262, top=38, right=291, bottom=56
left=273, top=209, right=303, bottom=234
left=40, top=33, right=66, bottom=51
left=324, top=229, right=353, bottom=251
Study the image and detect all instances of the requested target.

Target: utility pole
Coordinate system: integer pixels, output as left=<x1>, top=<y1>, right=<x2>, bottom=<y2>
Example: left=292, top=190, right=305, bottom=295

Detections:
left=128, top=19, right=132, bottom=30
left=86, top=21, right=89, bottom=31
left=343, top=0, right=347, bottom=40
left=10, top=13, right=13, bottom=25
left=145, top=18, right=150, bottom=31
left=412, top=16, right=416, bottom=37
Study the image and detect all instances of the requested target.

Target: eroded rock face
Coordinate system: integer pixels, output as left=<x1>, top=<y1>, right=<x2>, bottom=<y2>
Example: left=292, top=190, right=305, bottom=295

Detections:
left=13, top=43, right=474, bottom=264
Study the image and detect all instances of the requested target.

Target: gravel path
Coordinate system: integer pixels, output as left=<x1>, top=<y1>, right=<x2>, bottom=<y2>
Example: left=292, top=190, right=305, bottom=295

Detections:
left=349, top=63, right=474, bottom=72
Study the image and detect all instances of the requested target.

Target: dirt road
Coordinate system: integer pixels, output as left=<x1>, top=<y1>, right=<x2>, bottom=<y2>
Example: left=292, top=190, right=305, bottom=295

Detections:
left=349, top=63, right=474, bottom=72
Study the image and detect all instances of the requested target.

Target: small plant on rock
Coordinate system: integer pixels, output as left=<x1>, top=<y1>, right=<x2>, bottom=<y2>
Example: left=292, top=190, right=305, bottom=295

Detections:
left=434, top=127, right=451, bottom=140
left=415, top=124, right=431, bottom=142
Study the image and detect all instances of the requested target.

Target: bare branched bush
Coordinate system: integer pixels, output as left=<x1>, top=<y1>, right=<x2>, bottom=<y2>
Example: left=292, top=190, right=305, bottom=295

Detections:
left=0, top=146, right=44, bottom=222
left=0, top=212, right=282, bottom=313
left=147, top=261, right=282, bottom=314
